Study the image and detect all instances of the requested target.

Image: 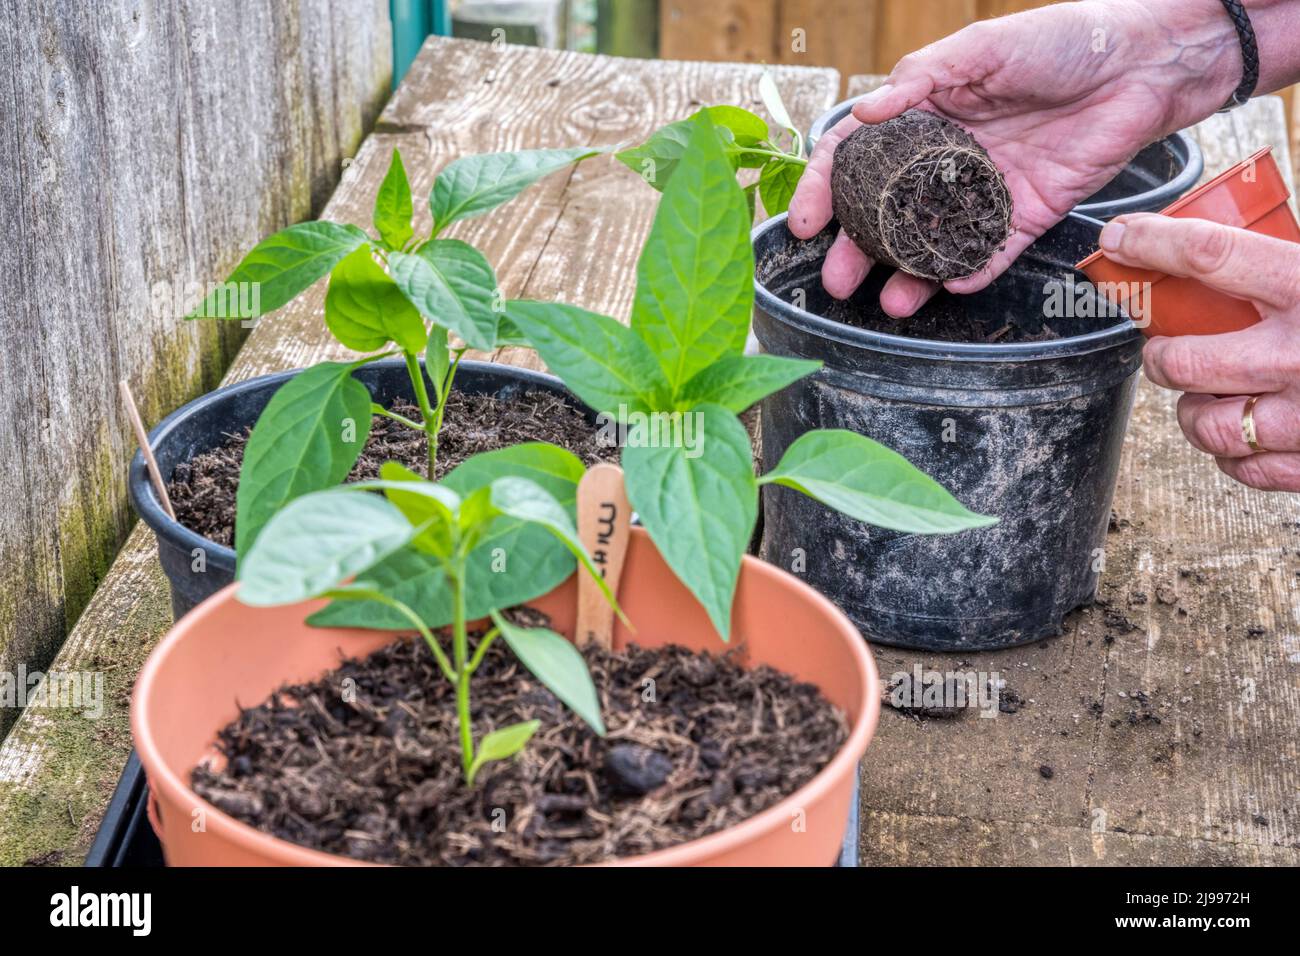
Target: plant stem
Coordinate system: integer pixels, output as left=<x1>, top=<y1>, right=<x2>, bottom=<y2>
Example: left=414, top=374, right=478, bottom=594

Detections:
left=733, top=147, right=807, bottom=165
left=466, top=627, right=499, bottom=675
left=370, top=403, right=425, bottom=431
left=451, top=569, right=474, bottom=783
left=404, top=351, right=440, bottom=478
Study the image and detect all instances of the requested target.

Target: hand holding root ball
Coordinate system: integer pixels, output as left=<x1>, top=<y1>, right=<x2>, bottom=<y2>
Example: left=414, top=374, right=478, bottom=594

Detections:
left=789, top=0, right=1255, bottom=316
left=1100, top=214, right=1300, bottom=493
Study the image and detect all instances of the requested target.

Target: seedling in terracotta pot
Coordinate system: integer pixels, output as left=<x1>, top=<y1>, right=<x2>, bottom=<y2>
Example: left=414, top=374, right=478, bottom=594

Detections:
left=508, top=111, right=997, bottom=641
left=188, top=146, right=600, bottom=560
left=235, top=450, right=620, bottom=785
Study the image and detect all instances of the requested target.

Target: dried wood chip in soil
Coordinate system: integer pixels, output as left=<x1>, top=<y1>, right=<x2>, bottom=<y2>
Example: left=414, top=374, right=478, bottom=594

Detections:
left=191, top=629, right=848, bottom=866
left=168, top=389, right=615, bottom=546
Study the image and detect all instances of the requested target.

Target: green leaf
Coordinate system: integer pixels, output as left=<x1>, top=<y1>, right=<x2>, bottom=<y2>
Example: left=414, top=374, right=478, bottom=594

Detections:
left=623, top=404, right=756, bottom=641
left=373, top=148, right=414, bottom=251
left=630, top=112, right=754, bottom=394
left=235, top=362, right=372, bottom=560
left=491, top=611, right=605, bottom=735
left=467, top=720, right=540, bottom=785
left=324, top=246, right=427, bottom=353
left=615, top=106, right=769, bottom=189
left=309, top=444, right=584, bottom=630
left=237, top=489, right=413, bottom=606
left=425, top=324, right=450, bottom=394
left=677, top=355, right=820, bottom=414
left=760, top=430, right=999, bottom=533
left=444, top=442, right=587, bottom=494
left=493, top=314, right=530, bottom=347
left=389, top=240, right=499, bottom=351
left=188, top=221, right=368, bottom=319
left=710, top=105, right=770, bottom=148
left=504, top=300, right=668, bottom=414
left=430, top=147, right=602, bottom=231
left=374, top=462, right=460, bottom=557
left=616, top=119, right=691, bottom=190
left=489, top=476, right=622, bottom=617
left=758, top=160, right=803, bottom=217
left=759, top=71, right=798, bottom=141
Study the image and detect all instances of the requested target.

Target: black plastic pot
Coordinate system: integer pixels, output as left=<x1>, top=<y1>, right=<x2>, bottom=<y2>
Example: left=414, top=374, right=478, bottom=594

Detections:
left=805, top=97, right=1203, bottom=219
left=129, top=359, right=589, bottom=621
left=753, top=213, right=1143, bottom=651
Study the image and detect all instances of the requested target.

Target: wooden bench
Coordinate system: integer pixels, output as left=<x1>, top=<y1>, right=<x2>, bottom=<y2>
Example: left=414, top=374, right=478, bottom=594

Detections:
left=3, top=38, right=1296, bottom=866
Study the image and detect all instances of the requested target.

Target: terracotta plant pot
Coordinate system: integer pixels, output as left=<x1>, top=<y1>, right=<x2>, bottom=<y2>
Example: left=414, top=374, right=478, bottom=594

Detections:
left=131, top=528, right=880, bottom=867
left=1078, top=146, right=1300, bottom=337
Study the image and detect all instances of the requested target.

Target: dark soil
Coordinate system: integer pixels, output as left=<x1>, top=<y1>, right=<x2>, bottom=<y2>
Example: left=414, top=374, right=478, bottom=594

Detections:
left=190, top=621, right=848, bottom=866
left=169, top=390, right=615, bottom=547
left=757, top=228, right=1063, bottom=344
left=831, top=109, right=1013, bottom=281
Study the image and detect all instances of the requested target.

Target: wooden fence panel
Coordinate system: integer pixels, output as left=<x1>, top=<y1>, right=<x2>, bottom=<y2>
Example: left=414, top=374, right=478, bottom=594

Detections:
left=659, top=1, right=778, bottom=63
left=0, top=0, right=391, bottom=737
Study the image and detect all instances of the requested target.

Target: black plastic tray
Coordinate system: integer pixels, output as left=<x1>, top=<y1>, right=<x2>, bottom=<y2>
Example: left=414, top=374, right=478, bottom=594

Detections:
left=87, top=750, right=860, bottom=867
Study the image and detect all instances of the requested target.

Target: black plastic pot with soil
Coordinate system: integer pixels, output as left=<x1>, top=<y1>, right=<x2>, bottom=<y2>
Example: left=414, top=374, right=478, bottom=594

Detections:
left=754, top=140, right=1142, bottom=650
left=806, top=96, right=1204, bottom=220
left=129, top=359, right=611, bottom=620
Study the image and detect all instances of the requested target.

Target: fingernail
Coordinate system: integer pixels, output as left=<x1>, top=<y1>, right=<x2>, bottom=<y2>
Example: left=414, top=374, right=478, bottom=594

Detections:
left=1099, top=221, right=1126, bottom=253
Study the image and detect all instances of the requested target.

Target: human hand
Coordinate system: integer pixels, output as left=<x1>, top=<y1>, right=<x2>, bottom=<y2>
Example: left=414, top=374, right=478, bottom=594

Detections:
left=1097, top=212, right=1300, bottom=492
left=790, top=0, right=1245, bottom=316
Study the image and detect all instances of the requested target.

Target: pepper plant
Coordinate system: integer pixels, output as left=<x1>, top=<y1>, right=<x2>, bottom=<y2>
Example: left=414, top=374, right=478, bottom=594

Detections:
left=616, top=72, right=806, bottom=216
left=502, top=111, right=997, bottom=641
left=188, top=145, right=599, bottom=560
left=237, top=448, right=620, bottom=785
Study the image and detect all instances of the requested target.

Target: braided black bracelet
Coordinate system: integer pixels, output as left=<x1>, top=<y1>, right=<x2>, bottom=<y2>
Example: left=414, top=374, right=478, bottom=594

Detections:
left=1217, top=0, right=1260, bottom=112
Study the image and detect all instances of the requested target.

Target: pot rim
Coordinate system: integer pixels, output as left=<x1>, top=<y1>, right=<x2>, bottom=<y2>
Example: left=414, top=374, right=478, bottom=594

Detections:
left=128, top=358, right=573, bottom=567
left=1076, top=146, right=1287, bottom=275
left=130, top=530, right=882, bottom=867
left=805, top=96, right=1203, bottom=218
left=753, top=212, right=1139, bottom=362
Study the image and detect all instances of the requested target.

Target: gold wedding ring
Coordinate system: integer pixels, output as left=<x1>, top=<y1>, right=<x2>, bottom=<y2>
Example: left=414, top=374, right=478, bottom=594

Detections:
left=1241, top=395, right=1264, bottom=453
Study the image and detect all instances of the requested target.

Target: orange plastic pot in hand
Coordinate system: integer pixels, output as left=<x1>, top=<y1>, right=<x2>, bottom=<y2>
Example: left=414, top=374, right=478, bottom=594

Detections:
left=1077, top=146, right=1300, bottom=337
left=131, top=527, right=881, bottom=867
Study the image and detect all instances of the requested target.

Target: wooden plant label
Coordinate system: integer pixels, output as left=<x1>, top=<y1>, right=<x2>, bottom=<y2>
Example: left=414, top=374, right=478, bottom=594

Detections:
left=575, top=463, right=631, bottom=648
left=119, top=379, right=176, bottom=520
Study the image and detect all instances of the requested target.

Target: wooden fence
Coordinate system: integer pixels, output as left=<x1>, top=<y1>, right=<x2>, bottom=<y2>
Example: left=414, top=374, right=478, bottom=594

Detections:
left=0, top=0, right=391, bottom=736
left=659, top=0, right=1298, bottom=160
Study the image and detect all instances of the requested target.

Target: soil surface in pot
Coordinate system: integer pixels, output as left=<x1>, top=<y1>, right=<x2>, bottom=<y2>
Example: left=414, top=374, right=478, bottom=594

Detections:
left=758, top=227, right=1073, bottom=344
left=169, top=390, right=615, bottom=547
left=831, top=110, right=1012, bottom=281
left=190, top=615, right=848, bottom=866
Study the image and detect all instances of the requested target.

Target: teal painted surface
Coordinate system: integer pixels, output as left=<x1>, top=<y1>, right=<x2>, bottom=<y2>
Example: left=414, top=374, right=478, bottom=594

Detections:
left=391, top=0, right=451, bottom=88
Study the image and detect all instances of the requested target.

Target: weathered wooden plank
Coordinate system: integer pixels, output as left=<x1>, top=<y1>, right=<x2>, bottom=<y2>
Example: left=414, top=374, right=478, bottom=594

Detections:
left=0, top=36, right=839, bottom=865
left=861, top=811, right=1299, bottom=865
left=854, top=92, right=1300, bottom=865
left=0, top=0, right=391, bottom=740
